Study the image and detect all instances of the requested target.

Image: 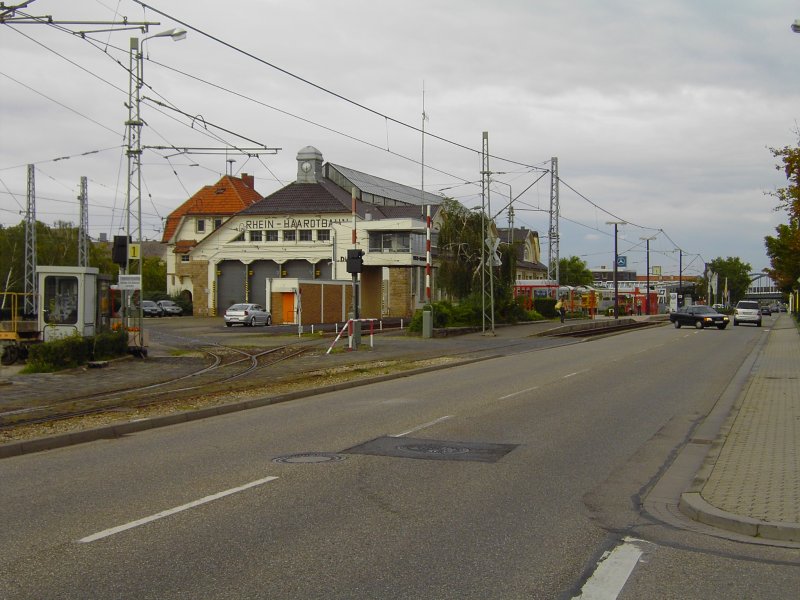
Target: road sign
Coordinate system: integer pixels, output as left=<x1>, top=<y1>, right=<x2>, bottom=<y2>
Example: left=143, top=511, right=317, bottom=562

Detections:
left=118, top=274, right=141, bottom=290
left=616, top=255, right=627, bottom=268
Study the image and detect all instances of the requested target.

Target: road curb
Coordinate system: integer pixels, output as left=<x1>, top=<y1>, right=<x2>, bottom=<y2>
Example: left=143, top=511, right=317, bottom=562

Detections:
left=0, top=355, right=493, bottom=460
left=679, top=492, right=800, bottom=542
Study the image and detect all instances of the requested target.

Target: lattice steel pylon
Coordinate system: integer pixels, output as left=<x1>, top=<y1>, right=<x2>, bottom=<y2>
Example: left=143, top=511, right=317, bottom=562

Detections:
left=125, top=36, right=144, bottom=343
left=24, top=164, right=37, bottom=316
left=548, top=156, right=559, bottom=283
left=480, top=132, right=495, bottom=335
left=78, top=176, right=88, bottom=267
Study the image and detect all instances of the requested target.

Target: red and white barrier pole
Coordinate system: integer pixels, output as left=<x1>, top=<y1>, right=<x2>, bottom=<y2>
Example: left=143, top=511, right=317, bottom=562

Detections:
left=425, top=204, right=431, bottom=303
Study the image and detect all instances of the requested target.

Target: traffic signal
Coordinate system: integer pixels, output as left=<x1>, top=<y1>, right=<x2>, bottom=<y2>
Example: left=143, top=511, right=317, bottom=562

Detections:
left=112, top=235, right=130, bottom=266
left=346, top=249, right=364, bottom=274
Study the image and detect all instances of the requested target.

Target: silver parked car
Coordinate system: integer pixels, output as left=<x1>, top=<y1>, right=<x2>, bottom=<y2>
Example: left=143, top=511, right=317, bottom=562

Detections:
left=733, top=300, right=762, bottom=327
left=224, top=303, right=272, bottom=327
left=157, top=300, right=183, bottom=316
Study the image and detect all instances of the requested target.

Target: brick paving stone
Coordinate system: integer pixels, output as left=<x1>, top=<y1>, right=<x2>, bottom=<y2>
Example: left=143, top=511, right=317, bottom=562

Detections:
left=701, top=317, right=800, bottom=524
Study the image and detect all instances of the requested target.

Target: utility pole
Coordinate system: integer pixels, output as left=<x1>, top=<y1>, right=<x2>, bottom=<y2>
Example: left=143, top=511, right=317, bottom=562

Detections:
left=678, top=249, right=683, bottom=307
left=548, top=157, right=559, bottom=283
left=640, top=235, right=657, bottom=315
left=24, top=164, right=36, bottom=317
left=607, top=221, right=625, bottom=318
left=78, top=176, right=88, bottom=267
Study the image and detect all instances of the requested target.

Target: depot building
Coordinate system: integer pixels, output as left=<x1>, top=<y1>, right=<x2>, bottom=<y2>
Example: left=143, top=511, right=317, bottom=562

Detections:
left=164, top=146, right=442, bottom=324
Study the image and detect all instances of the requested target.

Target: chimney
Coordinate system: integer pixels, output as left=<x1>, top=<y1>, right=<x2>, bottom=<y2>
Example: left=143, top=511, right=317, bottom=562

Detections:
left=241, top=173, right=255, bottom=189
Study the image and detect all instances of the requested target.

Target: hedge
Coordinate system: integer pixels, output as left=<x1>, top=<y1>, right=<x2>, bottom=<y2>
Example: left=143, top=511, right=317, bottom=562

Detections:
left=25, top=329, right=129, bottom=372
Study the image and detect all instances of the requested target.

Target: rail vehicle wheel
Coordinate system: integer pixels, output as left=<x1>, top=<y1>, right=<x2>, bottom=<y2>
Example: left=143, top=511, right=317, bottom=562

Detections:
left=1, top=344, right=20, bottom=366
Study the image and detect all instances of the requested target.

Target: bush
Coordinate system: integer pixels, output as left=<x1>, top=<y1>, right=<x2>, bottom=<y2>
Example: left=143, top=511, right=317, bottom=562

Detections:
left=534, top=297, right=558, bottom=318
left=92, top=329, right=129, bottom=360
left=24, top=329, right=129, bottom=372
left=26, top=334, right=92, bottom=372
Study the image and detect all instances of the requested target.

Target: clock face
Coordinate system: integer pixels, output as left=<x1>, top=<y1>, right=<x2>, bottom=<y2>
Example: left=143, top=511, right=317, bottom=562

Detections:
left=301, top=161, right=312, bottom=173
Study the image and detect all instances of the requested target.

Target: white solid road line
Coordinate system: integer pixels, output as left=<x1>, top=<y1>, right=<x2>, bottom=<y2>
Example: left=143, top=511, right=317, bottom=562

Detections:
left=392, top=415, right=453, bottom=437
left=572, top=537, right=647, bottom=599
left=78, top=476, right=279, bottom=543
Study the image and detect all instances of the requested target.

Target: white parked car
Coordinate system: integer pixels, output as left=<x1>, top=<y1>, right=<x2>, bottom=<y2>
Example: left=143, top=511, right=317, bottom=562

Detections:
left=224, top=303, right=272, bottom=327
left=733, top=300, right=762, bottom=327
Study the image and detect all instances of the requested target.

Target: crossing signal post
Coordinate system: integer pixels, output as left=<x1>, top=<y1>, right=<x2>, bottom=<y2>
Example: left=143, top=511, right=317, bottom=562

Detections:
left=346, top=249, right=364, bottom=348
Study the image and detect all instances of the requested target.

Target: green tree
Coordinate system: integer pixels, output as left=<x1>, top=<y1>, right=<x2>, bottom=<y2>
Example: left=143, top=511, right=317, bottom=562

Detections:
left=0, top=220, right=120, bottom=295
left=436, top=197, right=484, bottom=299
left=705, top=257, right=752, bottom=305
left=141, top=256, right=166, bottom=296
left=558, top=256, right=593, bottom=286
left=765, top=142, right=800, bottom=292
left=765, top=222, right=800, bottom=293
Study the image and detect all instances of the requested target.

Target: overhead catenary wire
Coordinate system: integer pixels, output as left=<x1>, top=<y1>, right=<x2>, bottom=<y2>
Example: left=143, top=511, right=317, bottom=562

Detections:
left=132, top=0, right=550, bottom=173
left=3, top=4, right=703, bottom=269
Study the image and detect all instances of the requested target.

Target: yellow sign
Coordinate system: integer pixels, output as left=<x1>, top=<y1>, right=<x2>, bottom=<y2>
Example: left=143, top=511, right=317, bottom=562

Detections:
left=651, top=265, right=661, bottom=276
left=128, top=243, right=140, bottom=259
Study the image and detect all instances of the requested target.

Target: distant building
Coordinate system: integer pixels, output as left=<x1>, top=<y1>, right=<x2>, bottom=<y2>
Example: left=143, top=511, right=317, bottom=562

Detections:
left=497, top=227, right=548, bottom=281
left=591, top=266, right=637, bottom=285
left=164, top=147, right=444, bottom=322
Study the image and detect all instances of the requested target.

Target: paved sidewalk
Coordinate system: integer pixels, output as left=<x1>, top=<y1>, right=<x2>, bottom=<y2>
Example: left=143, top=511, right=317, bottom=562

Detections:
left=680, top=313, right=800, bottom=542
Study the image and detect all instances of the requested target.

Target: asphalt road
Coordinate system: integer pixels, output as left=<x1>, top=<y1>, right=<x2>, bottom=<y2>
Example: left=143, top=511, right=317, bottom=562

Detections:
left=2, top=316, right=799, bottom=598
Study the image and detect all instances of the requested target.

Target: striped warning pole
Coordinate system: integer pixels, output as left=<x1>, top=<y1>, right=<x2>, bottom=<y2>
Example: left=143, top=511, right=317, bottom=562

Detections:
left=425, top=204, right=431, bottom=302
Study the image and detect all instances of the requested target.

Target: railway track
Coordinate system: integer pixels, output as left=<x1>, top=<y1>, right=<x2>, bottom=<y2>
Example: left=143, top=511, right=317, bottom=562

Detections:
left=0, top=339, right=313, bottom=430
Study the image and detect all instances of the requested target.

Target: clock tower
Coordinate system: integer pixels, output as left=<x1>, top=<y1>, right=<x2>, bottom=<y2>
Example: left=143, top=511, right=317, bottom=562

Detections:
left=296, top=146, right=323, bottom=184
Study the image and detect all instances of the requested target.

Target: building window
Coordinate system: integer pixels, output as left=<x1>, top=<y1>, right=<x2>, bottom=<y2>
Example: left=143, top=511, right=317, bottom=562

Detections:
left=283, top=230, right=296, bottom=242
left=214, top=218, right=223, bottom=230
left=317, top=229, right=330, bottom=242
left=369, top=232, right=411, bottom=253
left=196, top=218, right=205, bottom=233
left=265, top=230, right=278, bottom=241
left=43, top=275, right=78, bottom=324
left=181, top=255, right=190, bottom=263
left=299, top=229, right=312, bottom=242
left=232, top=231, right=245, bottom=242
left=250, top=230, right=263, bottom=242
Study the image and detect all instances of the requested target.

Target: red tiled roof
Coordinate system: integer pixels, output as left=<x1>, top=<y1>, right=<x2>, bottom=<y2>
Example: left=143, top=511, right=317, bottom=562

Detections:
left=173, top=240, right=198, bottom=254
left=162, top=174, right=262, bottom=243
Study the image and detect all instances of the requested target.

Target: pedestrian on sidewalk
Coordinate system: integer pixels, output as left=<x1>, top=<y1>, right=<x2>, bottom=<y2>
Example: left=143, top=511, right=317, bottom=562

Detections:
left=556, top=299, right=566, bottom=323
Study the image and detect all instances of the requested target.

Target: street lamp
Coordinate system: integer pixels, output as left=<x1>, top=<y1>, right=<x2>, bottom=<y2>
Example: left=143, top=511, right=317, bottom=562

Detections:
left=606, top=221, right=625, bottom=319
left=125, top=28, right=186, bottom=346
left=640, top=234, right=658, bottom=315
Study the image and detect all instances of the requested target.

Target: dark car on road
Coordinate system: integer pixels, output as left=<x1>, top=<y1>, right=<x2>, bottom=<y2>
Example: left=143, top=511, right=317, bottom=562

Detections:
left=669, top=305, right=729, bottom=329
left=157, top=300, right=183, bottom=316
left=140, top=300, right=164, bottom=317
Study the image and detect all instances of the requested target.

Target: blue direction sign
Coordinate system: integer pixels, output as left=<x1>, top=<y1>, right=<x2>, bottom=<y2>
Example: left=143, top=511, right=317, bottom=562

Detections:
left=616, top=256, right=627, bottom=268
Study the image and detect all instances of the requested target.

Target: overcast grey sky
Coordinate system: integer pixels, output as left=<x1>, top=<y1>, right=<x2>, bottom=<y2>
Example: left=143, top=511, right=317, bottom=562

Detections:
left=1, top=0, right=798, bottom=276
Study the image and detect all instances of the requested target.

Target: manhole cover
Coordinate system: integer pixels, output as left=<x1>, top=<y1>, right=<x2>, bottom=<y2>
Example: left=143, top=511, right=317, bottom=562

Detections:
left=342, top=436, right=518, bottom=463
left=272, top=452, right=345, bottom=464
